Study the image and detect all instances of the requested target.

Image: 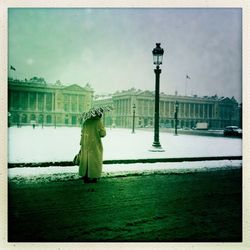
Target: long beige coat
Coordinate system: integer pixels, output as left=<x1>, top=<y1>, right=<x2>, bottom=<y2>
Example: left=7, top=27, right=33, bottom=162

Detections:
left=79, top=117, right=106, bottom=178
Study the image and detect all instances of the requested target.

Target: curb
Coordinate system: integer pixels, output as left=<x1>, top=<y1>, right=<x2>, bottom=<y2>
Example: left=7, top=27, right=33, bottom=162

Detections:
left=8, top=156, right=242, bottom=168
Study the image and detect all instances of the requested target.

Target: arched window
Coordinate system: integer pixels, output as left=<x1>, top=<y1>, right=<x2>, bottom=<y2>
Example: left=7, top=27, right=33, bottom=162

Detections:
left=65, top=115, right=69, bottom=125
left=12, top=114, right=19, bottom=124
left=46, top=115, right=52, bottom=124
left=38, top=114, right=44, bottom=124
left=71, top=116, right=77, bottom=125
left=30, top=114, right=36, bottom=122
left=21, top=114, right=27, bottom=123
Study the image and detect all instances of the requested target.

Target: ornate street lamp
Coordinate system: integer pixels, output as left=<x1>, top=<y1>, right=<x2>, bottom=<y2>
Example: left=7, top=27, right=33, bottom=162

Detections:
left=132, top=104, right=136, bottom=133
left=151, top=43, right=164, bottom=151
left=174, top=101, right=179, bottom=136
left=153, top=43, right=164, bottom=66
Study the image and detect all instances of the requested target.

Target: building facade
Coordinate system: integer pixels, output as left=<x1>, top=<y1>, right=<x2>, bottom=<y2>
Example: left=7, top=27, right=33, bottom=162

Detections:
left=94, top=89, right=241, bottom=130
left=8, top=78, right=94, bottom=127
left=8, top=78, right=241, bottom=130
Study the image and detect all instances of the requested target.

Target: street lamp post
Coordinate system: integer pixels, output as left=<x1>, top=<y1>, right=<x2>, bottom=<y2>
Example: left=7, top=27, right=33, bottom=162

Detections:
left=132, top=104, right=136, bottom=133
left=239, top=103, right=242, bottom=128
left=54, top=114, right=57, bottom=129
left=8, top=112, right=11, bottom=127
left=151, top=43, right=164, bottom=151
left=174, top=101, right=179, bottom=136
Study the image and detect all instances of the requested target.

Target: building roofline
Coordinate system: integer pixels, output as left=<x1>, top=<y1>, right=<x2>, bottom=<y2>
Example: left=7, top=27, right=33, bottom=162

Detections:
left=8, top=78, right=93, bottom=92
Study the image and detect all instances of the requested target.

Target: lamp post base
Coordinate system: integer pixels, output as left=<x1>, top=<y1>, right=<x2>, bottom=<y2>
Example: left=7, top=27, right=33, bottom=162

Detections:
left=149, top=147, right=165, bottom=152
left=149, top=143, right=165, bottom=152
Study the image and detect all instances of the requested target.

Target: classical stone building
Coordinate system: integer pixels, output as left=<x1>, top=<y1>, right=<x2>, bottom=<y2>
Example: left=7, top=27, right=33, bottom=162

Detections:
left=8, top=78, right=94, bottom=127
left=9, top=78, right=241, bottom=130
left=94, top=88, right=241, bottom=130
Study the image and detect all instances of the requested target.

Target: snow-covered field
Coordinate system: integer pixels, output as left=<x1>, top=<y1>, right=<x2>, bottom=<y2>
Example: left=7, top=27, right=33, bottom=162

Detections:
left=8, top=127, right=242, bottom=163
left=7, top=127, right=242, bottom=181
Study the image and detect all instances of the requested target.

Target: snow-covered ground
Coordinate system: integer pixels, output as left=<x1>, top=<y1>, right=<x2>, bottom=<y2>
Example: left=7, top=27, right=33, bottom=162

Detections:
left=8, top=160, right=242, bottom=184
left=8, top=127, right=242, bottom=181
left=8, top=127, right=242, bottom=163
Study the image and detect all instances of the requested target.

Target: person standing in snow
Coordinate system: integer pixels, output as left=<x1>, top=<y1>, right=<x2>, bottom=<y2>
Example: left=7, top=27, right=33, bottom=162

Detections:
left=79, top=108, right=106, bottom=183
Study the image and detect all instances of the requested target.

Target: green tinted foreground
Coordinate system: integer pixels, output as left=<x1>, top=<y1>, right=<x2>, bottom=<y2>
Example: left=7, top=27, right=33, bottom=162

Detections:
left=8, top=169, right=242, bottom=242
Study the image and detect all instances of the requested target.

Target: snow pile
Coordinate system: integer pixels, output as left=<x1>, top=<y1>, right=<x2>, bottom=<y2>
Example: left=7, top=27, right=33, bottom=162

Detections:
left=8, top=160, right=242, bottom=184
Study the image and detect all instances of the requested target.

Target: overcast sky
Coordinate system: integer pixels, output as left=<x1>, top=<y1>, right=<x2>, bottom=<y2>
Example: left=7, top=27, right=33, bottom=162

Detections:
left=8, top=8, right=242, bottom=101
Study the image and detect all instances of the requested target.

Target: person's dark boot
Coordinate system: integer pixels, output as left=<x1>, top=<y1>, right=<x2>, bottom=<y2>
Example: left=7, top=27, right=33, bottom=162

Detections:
left=83, top=176, right=90, bottom=183
left=88, top=178, right=97, bottom=183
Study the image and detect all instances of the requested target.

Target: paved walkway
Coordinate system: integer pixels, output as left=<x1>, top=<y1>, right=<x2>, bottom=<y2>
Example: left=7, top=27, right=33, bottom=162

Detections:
left=8, top=168, right=242, bottom=242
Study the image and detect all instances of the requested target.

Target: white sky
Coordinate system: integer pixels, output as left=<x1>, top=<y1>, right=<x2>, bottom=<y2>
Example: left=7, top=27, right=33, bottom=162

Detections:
left=8, top=8, right=242, bottom=101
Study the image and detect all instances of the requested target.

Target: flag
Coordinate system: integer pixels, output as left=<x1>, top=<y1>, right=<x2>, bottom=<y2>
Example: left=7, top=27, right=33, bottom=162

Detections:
left=10, top=65, right=16, bottom=71
left=186, top=74, right=191, bottom=79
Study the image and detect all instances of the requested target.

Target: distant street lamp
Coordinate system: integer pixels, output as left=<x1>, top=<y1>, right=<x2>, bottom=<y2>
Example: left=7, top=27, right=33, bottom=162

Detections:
left=239, top=103, right=242, bottom=128
left=8, top=112, right=11, bottom=127
left=151, top=43, right=164, bottom=151
left=54, top=114, right=57, bottom=129
left=174, top=101, right=179, bottom=136
left=132, top=104, right=136, bottom=133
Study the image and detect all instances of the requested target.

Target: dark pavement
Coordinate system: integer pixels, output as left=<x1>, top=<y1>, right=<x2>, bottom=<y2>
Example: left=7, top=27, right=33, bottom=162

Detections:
left=8, top=168, right=242, bottom=242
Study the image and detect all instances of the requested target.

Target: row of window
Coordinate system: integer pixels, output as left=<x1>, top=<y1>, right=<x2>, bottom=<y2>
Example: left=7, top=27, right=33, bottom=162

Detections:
left=63, top=94, right=85, bottom=112
left=10, top=113, right=53, bottom=124
left=113, top=116, right=233, bottom=129
left=9, top=91, right=53, bottom=111
left=114, top=116, right=207, bottom=128
left=9, top=113, right=79, bottom=125
left=114, top=99, right=215, bottom=118
left=9, top=91, right=86, bottom=113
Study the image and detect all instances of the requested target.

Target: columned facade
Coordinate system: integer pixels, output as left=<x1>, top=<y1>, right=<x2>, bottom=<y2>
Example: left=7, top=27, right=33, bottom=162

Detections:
left=8, top=79, right=93, bottom=127
left=9, top=79, right=240, bottom=130
left=94, top=89, right=241, bottom=130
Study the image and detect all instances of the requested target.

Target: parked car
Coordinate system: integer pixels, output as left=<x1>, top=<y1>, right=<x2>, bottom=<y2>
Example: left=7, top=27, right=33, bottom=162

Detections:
left=223, top=126, right=242, bottom=137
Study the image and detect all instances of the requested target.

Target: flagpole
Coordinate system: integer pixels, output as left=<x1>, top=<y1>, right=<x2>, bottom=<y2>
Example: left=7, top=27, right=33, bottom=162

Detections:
left=185, top=74, right=187, bottom=96
left=185, top=74, right=191, bottom=96
left=10, top=65, right=16, bottom=80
